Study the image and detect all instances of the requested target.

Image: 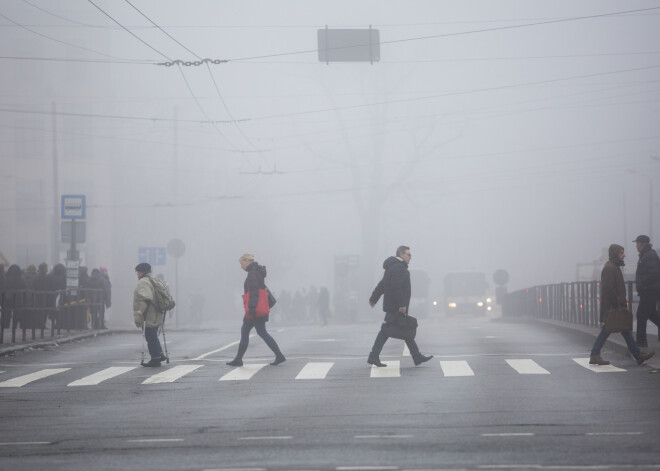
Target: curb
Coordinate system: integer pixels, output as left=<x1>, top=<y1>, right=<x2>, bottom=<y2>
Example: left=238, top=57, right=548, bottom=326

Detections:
left=0, top=329, right=135, bottom=357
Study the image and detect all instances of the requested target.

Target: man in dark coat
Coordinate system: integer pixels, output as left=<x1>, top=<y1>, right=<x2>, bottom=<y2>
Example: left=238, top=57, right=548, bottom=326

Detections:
left=589, top=244, right=654, bottom=365
left=633, top=235, right=660, bottom=347
left=367, top=245, right=433, bottom=367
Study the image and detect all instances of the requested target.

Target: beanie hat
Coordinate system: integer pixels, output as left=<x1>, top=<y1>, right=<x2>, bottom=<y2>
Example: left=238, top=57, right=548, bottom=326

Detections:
left=135, top=262, right=152, bottom=273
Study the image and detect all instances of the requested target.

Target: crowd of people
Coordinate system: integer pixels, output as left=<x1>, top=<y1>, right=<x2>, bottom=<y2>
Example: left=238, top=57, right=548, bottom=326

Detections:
left=274, top=285, right=331, bottom=325
left=0, top=262, right=112, bottom=341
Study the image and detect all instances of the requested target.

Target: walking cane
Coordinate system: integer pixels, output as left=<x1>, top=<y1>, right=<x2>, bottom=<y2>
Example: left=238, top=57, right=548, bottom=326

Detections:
left=140, top=322, right=146, bottom=366
left=160, top=313, right=170, bottom=364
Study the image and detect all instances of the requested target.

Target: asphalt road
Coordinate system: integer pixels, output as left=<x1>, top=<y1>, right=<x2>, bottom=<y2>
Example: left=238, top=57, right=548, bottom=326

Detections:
left=1, top=314, right=659, bottom=471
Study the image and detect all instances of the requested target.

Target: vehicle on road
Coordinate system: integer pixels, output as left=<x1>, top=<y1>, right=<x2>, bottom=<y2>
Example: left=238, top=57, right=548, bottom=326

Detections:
left=443, top=271, right=492, bottom=315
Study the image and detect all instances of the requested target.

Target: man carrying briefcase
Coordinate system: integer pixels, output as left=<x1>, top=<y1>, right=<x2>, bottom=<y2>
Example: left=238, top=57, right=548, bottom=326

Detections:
left=367, top=245, right=433, bottom=368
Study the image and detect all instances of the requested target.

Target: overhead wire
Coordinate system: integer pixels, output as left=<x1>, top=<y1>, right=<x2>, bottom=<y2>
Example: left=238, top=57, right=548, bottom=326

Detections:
left=155, top=5, right=660, bottom=66
left=0, top=12, right=122, bottom=60
left=122, top=0, right=267, bottom=161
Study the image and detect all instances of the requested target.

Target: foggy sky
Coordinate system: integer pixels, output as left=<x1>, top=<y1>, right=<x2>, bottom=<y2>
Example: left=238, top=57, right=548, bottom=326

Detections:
left=1, top=1, right=659, bottom=323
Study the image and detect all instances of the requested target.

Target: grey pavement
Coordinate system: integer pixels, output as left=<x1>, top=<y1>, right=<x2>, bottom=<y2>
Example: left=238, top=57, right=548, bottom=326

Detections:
left=2, top=314, right=660, bottom=470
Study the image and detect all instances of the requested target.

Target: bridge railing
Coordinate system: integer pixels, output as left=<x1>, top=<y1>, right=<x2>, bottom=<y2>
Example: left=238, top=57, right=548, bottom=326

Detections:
left=502, top=281, right=637, bottom=328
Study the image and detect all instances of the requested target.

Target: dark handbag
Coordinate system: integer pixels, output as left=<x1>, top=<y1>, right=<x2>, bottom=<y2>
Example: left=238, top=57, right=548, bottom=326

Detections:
left=604, top=307, right=633, bottom=333
left=266, top=287, right=277, bottom=308
left=383, top=313, right=418, bottom=341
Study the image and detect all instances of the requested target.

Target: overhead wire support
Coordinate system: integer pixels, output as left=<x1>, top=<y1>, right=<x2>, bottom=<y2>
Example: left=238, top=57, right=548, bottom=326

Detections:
left=123, top=0, right=266, bottom=159
left=153, top=5, right=660, bottom=67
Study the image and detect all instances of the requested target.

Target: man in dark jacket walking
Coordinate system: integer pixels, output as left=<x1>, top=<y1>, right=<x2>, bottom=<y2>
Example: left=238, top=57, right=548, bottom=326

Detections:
left=367, top=245, right=433, bottom=367
left=633, top=235, right=660, bottom=347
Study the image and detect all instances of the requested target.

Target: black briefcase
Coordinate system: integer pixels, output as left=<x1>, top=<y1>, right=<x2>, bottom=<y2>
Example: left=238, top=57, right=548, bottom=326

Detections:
left=383, top=313, right=418, bottom=341
left=604, top=308, right=633, bottom=334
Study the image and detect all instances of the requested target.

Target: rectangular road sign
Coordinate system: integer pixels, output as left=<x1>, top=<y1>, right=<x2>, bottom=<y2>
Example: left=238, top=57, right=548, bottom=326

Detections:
left=138, top=247, right=167, bottom=266
left=61, top=195, right=86, bottom=219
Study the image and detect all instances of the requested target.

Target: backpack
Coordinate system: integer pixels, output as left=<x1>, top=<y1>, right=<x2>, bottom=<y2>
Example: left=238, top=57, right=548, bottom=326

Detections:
left=148, top=276, right=176, bottom=312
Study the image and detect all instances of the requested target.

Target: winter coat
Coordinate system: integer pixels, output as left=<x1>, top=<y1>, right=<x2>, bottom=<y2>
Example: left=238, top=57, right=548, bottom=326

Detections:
left=635, top=244, right=660, bottom=295
left=84, top=270, right=106, bottom=307
left=243, top=262, right=268, bottom=321
left=133, top=274, right=165, bottom=328
left=370, top=256, right=412, bottom=319
left=3, top=265, right=26, bottom=309
left=600, top=245, right=628, bottom=322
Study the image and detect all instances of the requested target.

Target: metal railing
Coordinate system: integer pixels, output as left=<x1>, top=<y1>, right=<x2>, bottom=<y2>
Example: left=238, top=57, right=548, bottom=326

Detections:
left=502, top=281, right=637, bottom=327
left=0, top=288, right=106, bottom=344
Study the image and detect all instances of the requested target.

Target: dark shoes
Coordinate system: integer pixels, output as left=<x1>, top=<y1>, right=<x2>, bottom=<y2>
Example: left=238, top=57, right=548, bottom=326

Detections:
left=271, top=355, right=286, bottom=366
left=414, top=354, right=433, bottom=366
left=367, top=355, right=387, bottom=367
left=636, top=350, right=655, bottom=365
left=141, top=358, right=161, bottom=367
left=589, top=355, right=610, bottom=366
left=159, top=354, right=168, bottom=362
left=226, top=358, right=243, bottom=367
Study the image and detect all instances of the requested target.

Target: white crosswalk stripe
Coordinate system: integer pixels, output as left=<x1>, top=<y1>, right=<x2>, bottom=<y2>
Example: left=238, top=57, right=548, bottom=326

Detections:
left=440, top=360, right=474, bottom=377
left=370, top=360, right=400, bottom=378
left=0, top=356, right=648, bottom=389
left=142, top=365, right=203, bottom=384
left=219, top=364, right=267, bottom=381
left=506, top=359, right=550, bottom=375
left=68, top=367, right=137, bottom=386
left=0, top=368, right=71, bottom=388
left=572, top=357, right=627, bottom=372
left=295, top=362, right=334, bottom=380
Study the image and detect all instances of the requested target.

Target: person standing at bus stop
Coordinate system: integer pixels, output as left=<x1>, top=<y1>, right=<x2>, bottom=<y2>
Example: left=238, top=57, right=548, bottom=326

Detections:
left=633, top=235, right=660, bottom=348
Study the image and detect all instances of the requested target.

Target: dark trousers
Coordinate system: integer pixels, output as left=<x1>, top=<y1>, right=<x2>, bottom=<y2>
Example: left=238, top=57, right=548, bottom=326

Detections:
left=145, top=326, right=163, bottom=360
left=636, top=292, right=660, bottom=346
left=370, top=320, right=421, bottom=359
left=240, top=318, right=281, bottom=354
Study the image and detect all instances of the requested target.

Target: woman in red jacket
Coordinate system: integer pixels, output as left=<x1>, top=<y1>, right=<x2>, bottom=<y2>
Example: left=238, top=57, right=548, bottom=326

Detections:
left=227, top=254, right=285, bottom=367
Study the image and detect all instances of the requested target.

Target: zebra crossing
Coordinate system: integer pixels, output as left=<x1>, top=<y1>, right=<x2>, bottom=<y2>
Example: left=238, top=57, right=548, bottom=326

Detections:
left=0, top=357, right=639, bottom=389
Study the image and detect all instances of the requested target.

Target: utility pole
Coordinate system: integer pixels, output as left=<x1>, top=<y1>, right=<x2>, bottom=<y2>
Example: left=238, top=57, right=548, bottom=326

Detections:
left=52, top=102, right=60, bottom=265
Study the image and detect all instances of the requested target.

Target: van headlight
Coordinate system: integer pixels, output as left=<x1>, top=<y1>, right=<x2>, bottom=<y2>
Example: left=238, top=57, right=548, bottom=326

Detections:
left=477, top=302, right=484, bottom=307
left=448, top=302, right=457, bottom=308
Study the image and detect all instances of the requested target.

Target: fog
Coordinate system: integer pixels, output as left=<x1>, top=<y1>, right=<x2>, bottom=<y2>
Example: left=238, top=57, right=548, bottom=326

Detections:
left=2, top=1, right=659, bottom=327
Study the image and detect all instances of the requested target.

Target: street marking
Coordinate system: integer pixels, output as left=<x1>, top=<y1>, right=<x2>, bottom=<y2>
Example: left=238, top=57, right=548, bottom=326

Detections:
left=481, top=433, right=535, bottom=437
left=142, top=365, right=203, bottom=384
left=0, top=441, right=50, bottom=446
left=204, top=469, right=267, bottom=471
left=237, top=436, right=292, bottom=440
left=337, top=468, right=399, bottom=471
left=203, top=469, right=267, bottom=471
left=220, top=364, right=267, bottom=381
left=370, top=360, right=400, bottom=378
left=295, top=362, right=334, bottom=380
left=506, top=359, right=550, bottom=375
left=127, top=438, right=184, bottom=442
left=440, top=361, right=474, bottom=377
left=354, top=435, right=413, bottom=439
left=573, top=358, right=626, bottom=372
left=68, top=367, right=137, bottom=386
left=586, top=432, right=643, bottom=436
left=191, top=335, right=256, bottom=360
left=402, top=344, right=411, bottom=357
left=0, top=368, right=71, bottom=388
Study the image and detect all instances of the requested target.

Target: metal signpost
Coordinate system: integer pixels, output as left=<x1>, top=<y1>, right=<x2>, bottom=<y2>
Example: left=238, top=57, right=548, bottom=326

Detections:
left=61, top=195, right=86, bottom=294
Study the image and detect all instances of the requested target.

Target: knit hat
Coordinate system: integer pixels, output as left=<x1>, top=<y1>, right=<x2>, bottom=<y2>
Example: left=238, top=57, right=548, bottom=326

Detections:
left=135, top=262, right=152, bottom=273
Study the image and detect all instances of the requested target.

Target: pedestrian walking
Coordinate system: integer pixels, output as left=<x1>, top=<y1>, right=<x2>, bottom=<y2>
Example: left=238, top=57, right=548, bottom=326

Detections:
left=227, top=254, right=285, bottom=367
left=589, top=244, right=655, bottom=365
left=367, top=246, right=433, bottom=367
left=133, top=263, right=166, bottom=367
left=633, top=235, right=660, bottom=347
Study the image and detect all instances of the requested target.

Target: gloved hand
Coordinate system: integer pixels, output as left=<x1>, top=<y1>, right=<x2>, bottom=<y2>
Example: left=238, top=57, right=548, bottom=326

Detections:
left=134, top=311, right=144, bottom=328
